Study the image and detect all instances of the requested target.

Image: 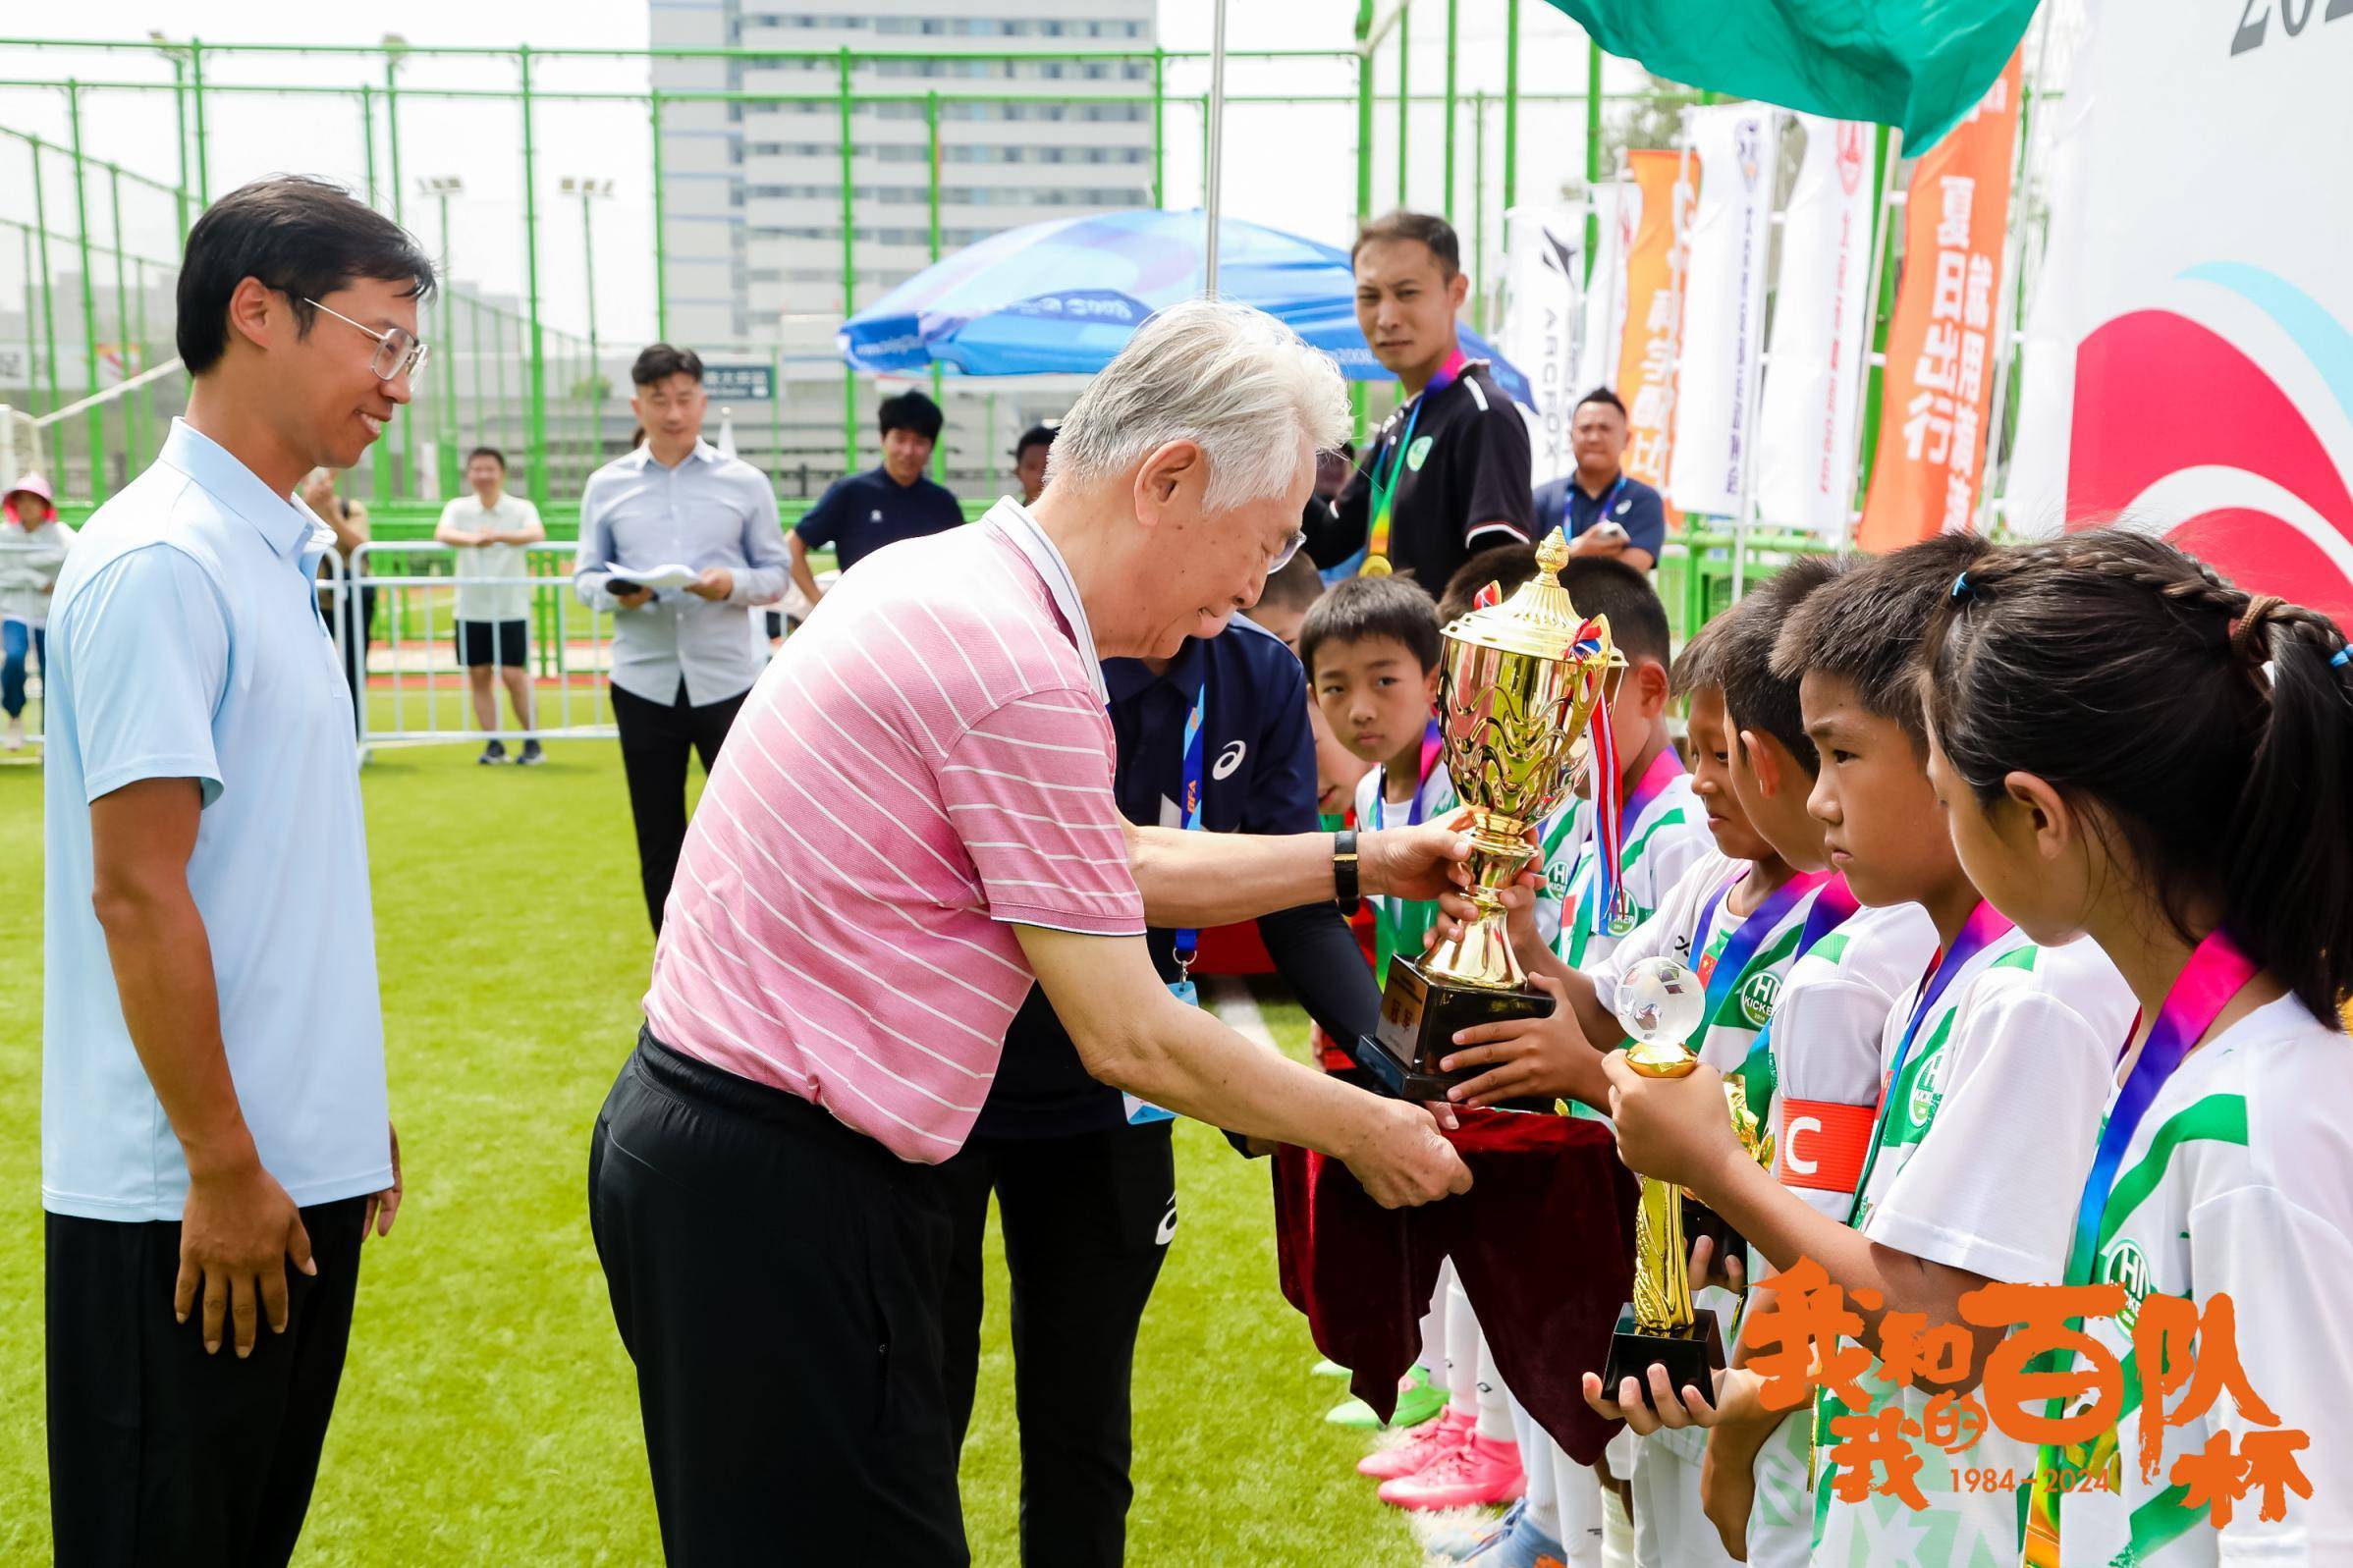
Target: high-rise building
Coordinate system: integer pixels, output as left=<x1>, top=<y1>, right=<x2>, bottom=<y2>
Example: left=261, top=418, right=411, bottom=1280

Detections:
left=648, top=0, right=1158, bottom=493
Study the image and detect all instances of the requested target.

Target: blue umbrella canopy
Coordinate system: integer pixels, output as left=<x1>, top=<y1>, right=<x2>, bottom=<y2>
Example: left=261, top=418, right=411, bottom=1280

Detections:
left=838, top=207, right=1533, bottom=407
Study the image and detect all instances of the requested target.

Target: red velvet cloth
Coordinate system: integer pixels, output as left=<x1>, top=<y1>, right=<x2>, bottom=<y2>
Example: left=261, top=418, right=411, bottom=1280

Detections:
left=1273, top=1108, right=1643, bottom=1467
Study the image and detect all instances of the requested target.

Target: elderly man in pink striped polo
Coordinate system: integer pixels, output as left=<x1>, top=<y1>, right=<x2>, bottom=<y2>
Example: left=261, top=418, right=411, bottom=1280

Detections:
left=587, top=299, right=1477, bottom=1563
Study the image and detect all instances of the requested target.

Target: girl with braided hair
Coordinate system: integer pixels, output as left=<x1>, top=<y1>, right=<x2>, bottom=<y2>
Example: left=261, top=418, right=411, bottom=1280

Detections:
left=1919, top=528, right=2353, bottom=1565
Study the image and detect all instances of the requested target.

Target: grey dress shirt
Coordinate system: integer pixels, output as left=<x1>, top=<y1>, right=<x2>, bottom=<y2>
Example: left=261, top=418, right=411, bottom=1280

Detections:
left=574, top=439, right=790, bottom=705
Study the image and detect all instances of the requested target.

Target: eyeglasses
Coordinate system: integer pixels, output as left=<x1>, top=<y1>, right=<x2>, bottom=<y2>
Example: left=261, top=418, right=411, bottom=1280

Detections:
left=1271, top=527, right=1308, bottom=573
left=302, top=297, right=430, bottom=382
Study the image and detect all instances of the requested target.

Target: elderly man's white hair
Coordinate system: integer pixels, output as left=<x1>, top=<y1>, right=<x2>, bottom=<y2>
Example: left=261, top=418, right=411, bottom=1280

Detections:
left=1045, top=297, right=1352, bottom=514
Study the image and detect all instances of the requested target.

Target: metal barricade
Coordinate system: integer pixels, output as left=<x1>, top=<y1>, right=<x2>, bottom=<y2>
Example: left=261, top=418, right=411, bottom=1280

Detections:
left=342, top=540, right=623, bottom=754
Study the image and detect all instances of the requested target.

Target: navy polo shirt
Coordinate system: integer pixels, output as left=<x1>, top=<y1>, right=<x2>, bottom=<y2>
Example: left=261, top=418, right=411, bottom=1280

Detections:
left=977, top=615, right=1320, bottom=1140
left=1532, top=469, right=1668, bottom=565
left=792, top=465, right=964, bottom=572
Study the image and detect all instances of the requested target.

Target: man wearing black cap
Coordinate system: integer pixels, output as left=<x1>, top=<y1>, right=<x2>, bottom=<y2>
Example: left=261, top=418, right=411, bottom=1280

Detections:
left=789, top=389, right=964, bottom=606
left=1013, top=421, right=1057, bottom=507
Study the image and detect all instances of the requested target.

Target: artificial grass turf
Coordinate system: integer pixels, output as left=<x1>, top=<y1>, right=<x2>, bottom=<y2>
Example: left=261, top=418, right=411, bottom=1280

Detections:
left=0, top=742, right=1424, bottom=1565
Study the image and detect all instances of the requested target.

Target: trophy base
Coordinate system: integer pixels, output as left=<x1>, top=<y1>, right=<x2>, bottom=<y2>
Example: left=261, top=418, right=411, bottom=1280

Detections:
left=1601, top=1304, right=1724, bottom=1410
left=1349, top=954, right=1555, bottom=1101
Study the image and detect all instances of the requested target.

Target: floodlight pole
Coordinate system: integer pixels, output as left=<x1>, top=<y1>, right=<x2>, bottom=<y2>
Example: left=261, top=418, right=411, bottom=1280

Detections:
left=1204, top=0, right=1228, bottom=297
left=519, top=45, right=551, bottom=509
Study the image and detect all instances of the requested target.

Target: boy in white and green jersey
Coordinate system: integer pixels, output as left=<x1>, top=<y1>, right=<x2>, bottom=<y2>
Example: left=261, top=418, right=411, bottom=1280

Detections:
left=1586, top=535, right=2134, bottom=1568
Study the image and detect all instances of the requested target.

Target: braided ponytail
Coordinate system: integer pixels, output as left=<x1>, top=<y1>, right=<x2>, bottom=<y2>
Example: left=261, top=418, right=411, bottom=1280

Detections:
left=1924, top=528, right=2353, bottom=1022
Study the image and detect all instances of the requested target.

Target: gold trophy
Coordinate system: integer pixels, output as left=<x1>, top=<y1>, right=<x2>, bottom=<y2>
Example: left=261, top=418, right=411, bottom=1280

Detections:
left=1600, top=955, right=1775, bottom=1408
left=1349, top=527, right=1622, bottom=1101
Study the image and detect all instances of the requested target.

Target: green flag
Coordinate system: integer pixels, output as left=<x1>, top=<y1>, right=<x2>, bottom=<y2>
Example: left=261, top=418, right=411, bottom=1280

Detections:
left=1539, top=0, right=2036, bottom=150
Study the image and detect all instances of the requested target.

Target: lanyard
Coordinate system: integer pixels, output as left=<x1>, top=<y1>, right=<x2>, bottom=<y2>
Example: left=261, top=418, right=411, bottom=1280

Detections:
left=1689, top=867, right=1833, bottom=1034
left=1842, top=900, right=2016, bottom=1226
left=1363, top=350, right=1468, bottom=575
left=1735, top=874, right=1863, bottom=1114
left=2021, top=928, right=2261, bottom=1566
left=1568, top=474, right=1629, bottom=537
left=1169, top=680, right=1209, bottom=973
left=1571, top=746, right=1685, bottom=941
left=1369, top=717, right=1447, bottom=832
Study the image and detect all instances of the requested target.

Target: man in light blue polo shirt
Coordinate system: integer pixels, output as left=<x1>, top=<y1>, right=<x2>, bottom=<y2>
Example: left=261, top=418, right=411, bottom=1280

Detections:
left=41, top=175, right=424, bottom=1568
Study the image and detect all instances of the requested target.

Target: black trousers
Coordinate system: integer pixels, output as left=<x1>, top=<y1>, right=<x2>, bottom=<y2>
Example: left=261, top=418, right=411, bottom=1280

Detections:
left=939, top=1122, right=1177, bottom=1568
left=611, top=679, right=748, bottom=934
left=331, top=585, right=375, bottom=738
left=589, top=1031, right=968, bottom=1566
left=45, top=1197, right=368, bottom=1568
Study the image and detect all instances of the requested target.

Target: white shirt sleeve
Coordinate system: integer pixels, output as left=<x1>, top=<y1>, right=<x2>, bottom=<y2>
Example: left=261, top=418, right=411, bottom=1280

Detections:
left=2188, top=1184, right=2353, bottom=1562
left=1863, top=985, right=2114, bottom=1284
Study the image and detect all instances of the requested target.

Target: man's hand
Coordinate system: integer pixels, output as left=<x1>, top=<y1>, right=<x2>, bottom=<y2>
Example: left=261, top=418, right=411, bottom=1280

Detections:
left=611, top=585, right=656, bottom=610
left=684, top=566, right=736, bottom=601
left=175, top=1158, right=315, bottom=1358
left=1360, top=809, right=1476, bottom=902
left=362, top=1122, right=402, bottom=1240
left=1603, top=1052, right=1745, bottom=1194
left=1439, top=974, right=1605, bottom=1108
left=1339, top=1098, right=1474, bottom=1210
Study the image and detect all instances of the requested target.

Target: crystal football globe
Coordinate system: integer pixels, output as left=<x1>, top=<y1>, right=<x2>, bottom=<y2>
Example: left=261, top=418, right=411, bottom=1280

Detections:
left=1614, top=956, right=1706, bottom=1046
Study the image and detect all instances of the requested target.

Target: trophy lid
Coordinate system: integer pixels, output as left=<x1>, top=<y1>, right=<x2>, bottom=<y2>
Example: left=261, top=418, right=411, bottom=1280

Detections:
left=1438, top=526, right=1626, bottom=665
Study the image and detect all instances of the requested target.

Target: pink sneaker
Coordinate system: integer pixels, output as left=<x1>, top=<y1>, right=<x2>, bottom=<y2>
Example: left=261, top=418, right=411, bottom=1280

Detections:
left=1356, top=1406, right=1471, bottom=1480
left=1376, top=1431, right=1525, bottom=1510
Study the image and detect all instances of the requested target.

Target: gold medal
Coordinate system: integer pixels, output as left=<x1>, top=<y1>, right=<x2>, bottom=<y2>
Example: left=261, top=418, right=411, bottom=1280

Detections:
left=1359, top=555, right=1393, bottom=577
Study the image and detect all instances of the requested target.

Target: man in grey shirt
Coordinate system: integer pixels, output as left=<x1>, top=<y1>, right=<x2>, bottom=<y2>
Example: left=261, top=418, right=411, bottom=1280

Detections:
left=575, top=343, right=789, bottom=933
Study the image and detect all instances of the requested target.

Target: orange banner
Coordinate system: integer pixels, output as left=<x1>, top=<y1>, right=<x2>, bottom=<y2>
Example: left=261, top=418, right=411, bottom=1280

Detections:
left=1614, top=148, right=1695, bottom=491
left=1856, top=52, right=2024, bottom=551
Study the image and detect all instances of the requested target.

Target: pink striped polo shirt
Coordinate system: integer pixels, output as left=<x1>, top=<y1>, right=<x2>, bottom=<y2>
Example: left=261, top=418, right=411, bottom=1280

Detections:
left=642, top=498, right=1144, bottom=1161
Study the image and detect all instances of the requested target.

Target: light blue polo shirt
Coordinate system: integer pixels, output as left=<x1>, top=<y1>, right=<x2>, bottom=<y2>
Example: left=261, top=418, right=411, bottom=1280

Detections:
left=42, top=418, right=391, bottom=1221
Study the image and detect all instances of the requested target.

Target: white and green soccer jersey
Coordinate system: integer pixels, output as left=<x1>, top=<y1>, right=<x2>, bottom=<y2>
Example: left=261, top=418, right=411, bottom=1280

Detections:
left=1529, top=794, right=1591, bottom=952
left=1741, top=901, right=1939, bottom=1568
left=2046, top=996, right=2353, bottom=1567
left=1354, top=763, right=1458, bottom=987
left=1553, top=772, right=1708, bottom=977
left=1811, top=932, right=2135, bottom=1568
left=1587, top=849, right=1819, bottom=1075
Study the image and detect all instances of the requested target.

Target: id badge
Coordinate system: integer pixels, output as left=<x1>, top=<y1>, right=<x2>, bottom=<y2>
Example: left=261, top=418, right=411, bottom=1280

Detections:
left=1122, top=978, right=1193, bottom=1126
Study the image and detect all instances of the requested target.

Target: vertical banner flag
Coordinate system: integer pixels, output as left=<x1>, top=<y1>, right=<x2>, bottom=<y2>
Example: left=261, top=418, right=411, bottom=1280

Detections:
left=1577, top=183, right=1632, bottom=402
left=2005, top=0, right=2353, bottom=625
left=1615, top=149, right=1696, bottom=494
left=1756, top=116, right=1878, bottom=535
left=1499, top=207, right=1588, bottom=485
left=1669, top=104, right=1781, bottom=518
left=1857, top=51, right=2024, bottom=552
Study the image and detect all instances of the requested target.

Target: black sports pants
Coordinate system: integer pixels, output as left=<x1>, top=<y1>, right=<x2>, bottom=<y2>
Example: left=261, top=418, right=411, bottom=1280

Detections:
left=589, top=1031, right=968, bottom=1566
left=938, top=1122, right=1177, bottom=1568
left=45, top=1197, right=368, bottom=1568
left=611, top=679, right=747, bottom=934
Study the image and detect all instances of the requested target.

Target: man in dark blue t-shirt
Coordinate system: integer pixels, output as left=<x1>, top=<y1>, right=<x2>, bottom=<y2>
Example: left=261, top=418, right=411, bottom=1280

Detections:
left=938, top=607, right=1380, bottom=1567
left=788, top=389, right=964, bottom=604
left=1531, top=387, right=1667, bottom=572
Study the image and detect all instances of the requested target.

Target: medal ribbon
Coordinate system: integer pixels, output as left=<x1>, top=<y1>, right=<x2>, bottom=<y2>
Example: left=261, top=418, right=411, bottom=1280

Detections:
left=1169, top=680, right=1209, bottom=973
left=1369, top=717, right=1449, bottom=980
left=1576, top=743, right=1684, bottom=939
left=1579, top=618, right=1639, bottom=934
left=1688, top=867, right=1833, bottom=1038
left=1363, top=349, right=1469, bottom=573
left=1734, top=873, right=1864, bottom=1111
left=2020, top=929, right=2261, bottom=1565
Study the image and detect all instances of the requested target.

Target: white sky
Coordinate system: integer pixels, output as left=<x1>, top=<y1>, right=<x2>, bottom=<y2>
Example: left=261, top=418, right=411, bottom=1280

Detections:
left=1, top=1, right=1624, bottom=347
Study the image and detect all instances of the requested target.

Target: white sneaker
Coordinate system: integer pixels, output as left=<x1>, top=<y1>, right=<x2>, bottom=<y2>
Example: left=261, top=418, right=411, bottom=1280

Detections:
left=3, top=717, right=23, bottom=751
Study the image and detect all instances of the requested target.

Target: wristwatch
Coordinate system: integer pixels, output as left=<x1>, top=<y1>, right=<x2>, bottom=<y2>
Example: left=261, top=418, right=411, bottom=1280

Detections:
left=1333, top=829, right=1360, bottom=907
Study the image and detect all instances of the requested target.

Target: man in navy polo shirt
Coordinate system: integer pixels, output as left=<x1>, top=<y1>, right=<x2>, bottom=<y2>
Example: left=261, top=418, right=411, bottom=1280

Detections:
left=937, top=610, right=1380, bottom=1568
left=788, top=389, right=963, bottom=605
left=1531, top=387, right=1667, bottom=572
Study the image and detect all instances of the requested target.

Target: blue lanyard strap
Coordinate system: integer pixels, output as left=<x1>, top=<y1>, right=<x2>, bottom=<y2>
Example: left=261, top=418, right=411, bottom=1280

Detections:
left=1567, top=474, right=1629, bottom=534
left=1171, top=680, right=1208, bottom=968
